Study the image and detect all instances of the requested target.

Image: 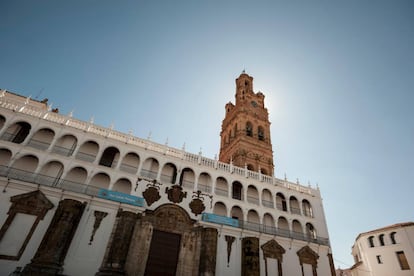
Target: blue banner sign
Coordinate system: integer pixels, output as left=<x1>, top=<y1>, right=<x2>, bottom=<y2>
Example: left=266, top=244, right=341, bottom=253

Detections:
left=98, top=189, right=144, bottom=207
left=202, top=213, right=239, bottom=228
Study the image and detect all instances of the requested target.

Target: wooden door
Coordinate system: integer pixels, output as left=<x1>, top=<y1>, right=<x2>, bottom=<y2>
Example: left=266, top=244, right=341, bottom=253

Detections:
left=145, top=230, right=181, bottom=276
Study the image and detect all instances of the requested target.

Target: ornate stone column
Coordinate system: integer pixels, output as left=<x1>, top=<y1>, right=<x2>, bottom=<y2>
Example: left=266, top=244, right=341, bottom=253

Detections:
left=21, top=199, right=86, bottom=276
left=96, top=210, right=137, bottom=276
left=198, top=227, right=218, bottom=276
left=241, top=237, right=260, bottom=276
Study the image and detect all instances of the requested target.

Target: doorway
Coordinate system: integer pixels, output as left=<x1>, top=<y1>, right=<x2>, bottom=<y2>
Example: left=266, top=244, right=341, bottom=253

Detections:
left=145, top=230, right=181, bottom=276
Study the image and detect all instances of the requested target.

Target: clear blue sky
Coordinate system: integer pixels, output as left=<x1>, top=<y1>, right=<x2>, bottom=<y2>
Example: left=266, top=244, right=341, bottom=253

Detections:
left=1, top=0, right=413, bottom=268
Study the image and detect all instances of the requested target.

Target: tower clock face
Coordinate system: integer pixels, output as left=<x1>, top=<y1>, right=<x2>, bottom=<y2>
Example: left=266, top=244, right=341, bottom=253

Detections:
left=251, top=101, right=258, bottom=107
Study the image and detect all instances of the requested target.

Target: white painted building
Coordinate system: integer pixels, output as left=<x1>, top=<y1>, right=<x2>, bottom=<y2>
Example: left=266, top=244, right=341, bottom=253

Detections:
left=350, top=222, right=414, bottom=276
left=0, top=76, right=335, bottom=276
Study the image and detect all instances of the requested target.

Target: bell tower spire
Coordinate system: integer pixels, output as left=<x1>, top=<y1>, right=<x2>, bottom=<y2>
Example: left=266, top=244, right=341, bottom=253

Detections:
left=219, top=72, right=274, bottom=175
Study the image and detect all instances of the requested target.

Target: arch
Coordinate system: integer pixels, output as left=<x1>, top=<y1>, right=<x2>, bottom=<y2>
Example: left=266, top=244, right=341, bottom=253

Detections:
left=246, top=121, right=253, bottom=137
left=390, top=232, right=397, bottom=244
left=120, top=152, right=140, bottom=174
left=160, top=162, right=177, bottom=184
left=247, top=209, right=260, bottom=223
left=302, top=199, right=313, bottom=217
left=140, top=157, right=159, bottom=179
left=76, top=140, right=99, bottom=163
left=289, top=196, right=301, bottom=215
left=292, top=220, right=303, bottom=239
left=260, top=168, right=268, bottom=175
left=277, top=217, right=289, bottom=235
left=213, top=202, right=227, bottom=217
left=276, top=192, right=287, bottom=211
left=232, top=181, right=243, bottom=200
left=28, top=128, right=55, bottom=150
left=246, top=164, right=255, bottom=171
left=368, top=236, right=375, bottom=247
left=306, top=223, right=317, bottom=240
left=379, top=234, right=385, bottom=246
left=99, top=146, right=120, bottom=168
left=258, top=126, right=265, bottom=141
left=263, top=213, right=275, bottom=232
left=198, top=172, right=212, bottom=193
left=215, top=177, right=228, bottom=197
left=246, top=209, right=260, bottom=231
left=52, top=134, right=77, bottom=156
left=0, top=148, right=12, bottom=167
left=89, top=172, right=110, bottom=191
left=63, top=166, right=88, bottom=187
left=112, top=178, right=132, bottom=194
left=10, top=154, right=38, bottom=172
left=1, top=121, right=31, bottom=144
left=261, top=188, right=273, bottom=208
left=38, top=160, right=64, bottom=186
left=0, top=114, right=5, bottom=130
left=9, top=154, right=39, bottom=182
left=230, top=205, right=243, bottom=221
left=247, top=185, right=259, bottom=205
left=179, top=167, right=195, bottom=189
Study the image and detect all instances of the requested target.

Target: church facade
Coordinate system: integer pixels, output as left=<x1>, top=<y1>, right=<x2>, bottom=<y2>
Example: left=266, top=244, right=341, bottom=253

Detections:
left=0, top=73, right=335, bottom=275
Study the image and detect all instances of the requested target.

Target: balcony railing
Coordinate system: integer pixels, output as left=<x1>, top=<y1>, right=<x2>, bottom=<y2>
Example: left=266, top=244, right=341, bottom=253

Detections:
left=0, top=165, right=102, bottom=198
left=290, top=207, right=302, bottom=215
left=52, top=145, right=75, bottom=157
left=139, top=169, right=157, bottom=180
left=27, top=138, right=50, bottom=151
left=215, top=187, right=228, bottom=197
left=119, top=163, right=138, bottom=174
left=262, top=199, right=274, bottom=208
left=247, top=196, right=260, bottom=205
left=75, top=151, right=96, bottom=163
left=202, top=213, right=329, bottom=246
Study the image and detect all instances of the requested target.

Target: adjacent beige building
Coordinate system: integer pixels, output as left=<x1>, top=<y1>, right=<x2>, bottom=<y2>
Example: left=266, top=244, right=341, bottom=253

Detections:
left=350, top=222, right=414, bottom=276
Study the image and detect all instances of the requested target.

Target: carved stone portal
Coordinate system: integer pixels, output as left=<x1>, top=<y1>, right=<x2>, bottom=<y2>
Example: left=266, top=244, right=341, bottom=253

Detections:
left=125, top=204, right=214, bottom=276
left=242, top=237, right=260, bottom=276
left=22, top=199, right=85, bottom=276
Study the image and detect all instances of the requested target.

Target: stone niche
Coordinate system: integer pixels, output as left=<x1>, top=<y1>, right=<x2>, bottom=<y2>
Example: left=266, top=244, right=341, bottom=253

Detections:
left=125, top=204, right=218, bottom=276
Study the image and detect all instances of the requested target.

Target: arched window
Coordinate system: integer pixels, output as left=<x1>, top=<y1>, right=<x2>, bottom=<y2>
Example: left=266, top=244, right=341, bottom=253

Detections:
left=306, top=223, right=316, bottom=240
left=276, top=193, right=287, bottom=211
left=2, top=121, right=31, bottom=144
left=390, top=232, right=397, bottom=244
left=302, top=199, right=313, bottom=217
left=368, top=236, right=375, bottom=248
left=379, top=234, right=385, bottom=246
left=232, top=181, right=243, bottom=200
left=246, top=122, right=253, bottom=137
left=99, top=147, right=120, bottom=168
left=258, top=126, right=264, bottom=141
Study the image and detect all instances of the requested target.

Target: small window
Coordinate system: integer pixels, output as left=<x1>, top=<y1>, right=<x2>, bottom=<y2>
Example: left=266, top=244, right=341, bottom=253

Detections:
left=390, top=232, right=397, bottom=244
left=379, top=234, right=385, bottom=246
left=396, top=251, right=410, bottom=270
left=376, top=255, right=383, bottom=264
left=368, top=236, right=375, bottom=248
left=246, top=122, right=253, bottom=137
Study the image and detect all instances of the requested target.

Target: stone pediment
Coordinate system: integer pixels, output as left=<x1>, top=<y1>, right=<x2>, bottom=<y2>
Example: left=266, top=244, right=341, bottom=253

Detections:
left=261, top=239, right=285, bottom=261
left=9, top=190, right=54, bottom=219
left=297, top=245, right=319, bottom=266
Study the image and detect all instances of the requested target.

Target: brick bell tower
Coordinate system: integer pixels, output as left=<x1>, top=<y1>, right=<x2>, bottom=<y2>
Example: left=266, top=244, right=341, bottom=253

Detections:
left=219, top=72, right=274, bottom=175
